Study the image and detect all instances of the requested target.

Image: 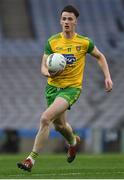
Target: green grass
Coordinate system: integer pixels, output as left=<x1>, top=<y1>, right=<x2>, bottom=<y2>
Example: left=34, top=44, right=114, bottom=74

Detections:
left=0, top=153, right=124, bottom=178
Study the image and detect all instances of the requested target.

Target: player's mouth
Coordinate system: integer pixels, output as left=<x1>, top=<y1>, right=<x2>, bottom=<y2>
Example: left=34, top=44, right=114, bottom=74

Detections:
left=65, top=25, right=69, bottom=29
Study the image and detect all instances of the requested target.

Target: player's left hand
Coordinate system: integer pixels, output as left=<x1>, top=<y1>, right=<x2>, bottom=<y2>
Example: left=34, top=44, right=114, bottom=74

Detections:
left=105, top=78, right=113, bottom=92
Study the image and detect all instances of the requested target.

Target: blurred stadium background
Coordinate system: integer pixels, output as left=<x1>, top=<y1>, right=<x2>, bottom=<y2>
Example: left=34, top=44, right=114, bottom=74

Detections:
left=0, top=0, right=124, bottom=155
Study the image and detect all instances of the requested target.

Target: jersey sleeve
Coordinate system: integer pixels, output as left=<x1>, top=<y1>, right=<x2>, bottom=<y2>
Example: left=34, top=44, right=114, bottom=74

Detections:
left=87, top=39, right=95, bottom=53
left=44, top=40, right=53, bottom=55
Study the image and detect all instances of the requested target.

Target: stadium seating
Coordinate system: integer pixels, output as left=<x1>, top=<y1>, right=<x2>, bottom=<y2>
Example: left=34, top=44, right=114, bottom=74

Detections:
left=0, top=56, right=123, bottom=129
left=0, top=0, right=124, bottom=130
left=0, top=0, right=124, bottom=56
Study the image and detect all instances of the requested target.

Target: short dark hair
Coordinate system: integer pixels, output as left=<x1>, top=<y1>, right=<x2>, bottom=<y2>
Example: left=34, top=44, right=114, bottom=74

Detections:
left=61, top=5, right=79, bottom=18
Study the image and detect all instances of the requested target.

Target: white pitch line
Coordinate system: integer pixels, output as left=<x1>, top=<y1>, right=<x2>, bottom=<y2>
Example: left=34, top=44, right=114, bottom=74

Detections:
left=8, top=172, right=81, bottom=177
left=8, top=170, right=124, bottom=178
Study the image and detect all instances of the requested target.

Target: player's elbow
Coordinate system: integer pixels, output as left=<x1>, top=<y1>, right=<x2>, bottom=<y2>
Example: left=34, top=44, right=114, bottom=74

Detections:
left=96, top=52, right=106, bottom=65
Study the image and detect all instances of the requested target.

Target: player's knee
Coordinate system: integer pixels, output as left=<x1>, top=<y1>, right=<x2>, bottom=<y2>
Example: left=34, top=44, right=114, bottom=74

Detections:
left=40, top=114, right=50, bottom=127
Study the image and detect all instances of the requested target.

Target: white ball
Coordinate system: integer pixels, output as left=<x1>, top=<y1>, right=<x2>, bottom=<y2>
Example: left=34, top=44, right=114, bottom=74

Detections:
left=46, top=53, right=66, bottom=72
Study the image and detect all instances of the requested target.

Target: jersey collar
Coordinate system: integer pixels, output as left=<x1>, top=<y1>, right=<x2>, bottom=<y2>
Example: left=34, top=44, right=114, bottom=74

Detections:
left=60, top=32, right=77, bottom=41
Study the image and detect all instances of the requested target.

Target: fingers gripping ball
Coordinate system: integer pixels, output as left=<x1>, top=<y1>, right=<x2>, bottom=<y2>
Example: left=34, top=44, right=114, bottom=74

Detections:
left=46, top=53, right=66, bottom=74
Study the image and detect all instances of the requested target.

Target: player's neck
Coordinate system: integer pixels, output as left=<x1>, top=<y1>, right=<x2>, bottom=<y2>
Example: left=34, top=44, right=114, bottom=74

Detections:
left=62, top=31, right=76, bottom=39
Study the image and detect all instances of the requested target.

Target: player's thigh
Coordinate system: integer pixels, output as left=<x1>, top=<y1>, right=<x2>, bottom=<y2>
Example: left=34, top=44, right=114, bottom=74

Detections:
left=42, top=97, right=69, bottom=122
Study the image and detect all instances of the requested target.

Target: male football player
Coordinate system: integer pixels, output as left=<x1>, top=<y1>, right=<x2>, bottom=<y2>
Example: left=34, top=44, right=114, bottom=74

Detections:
left=17, top=5, right=113, bottom=172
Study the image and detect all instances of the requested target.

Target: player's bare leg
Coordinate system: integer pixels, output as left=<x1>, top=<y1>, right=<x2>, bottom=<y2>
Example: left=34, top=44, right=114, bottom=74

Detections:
left=53, top=113, right=80, bottom=163
left=54, top=113, right=76, bottom=145
left=17, top=97, right=69, bottom=172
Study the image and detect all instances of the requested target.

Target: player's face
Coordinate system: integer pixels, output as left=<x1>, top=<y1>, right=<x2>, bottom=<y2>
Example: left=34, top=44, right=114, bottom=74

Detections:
left=60, top=12, right=77, bottom=33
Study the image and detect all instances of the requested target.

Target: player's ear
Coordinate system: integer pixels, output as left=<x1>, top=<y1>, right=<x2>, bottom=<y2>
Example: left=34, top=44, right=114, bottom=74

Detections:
left=74, top=18, right=77, bottom=25
left=60, top=17, right=62, bottom=25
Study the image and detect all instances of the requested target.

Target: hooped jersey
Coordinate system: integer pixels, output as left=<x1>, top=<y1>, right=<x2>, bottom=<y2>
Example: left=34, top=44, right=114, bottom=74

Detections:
left=44, top=32, right=94, bottom=89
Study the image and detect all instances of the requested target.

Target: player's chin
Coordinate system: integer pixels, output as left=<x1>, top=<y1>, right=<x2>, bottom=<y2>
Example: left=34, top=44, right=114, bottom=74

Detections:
left=64, top=28, right=70, bottom=32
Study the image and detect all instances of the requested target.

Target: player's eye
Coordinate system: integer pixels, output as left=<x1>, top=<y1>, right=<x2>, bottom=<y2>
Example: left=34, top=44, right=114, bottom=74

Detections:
left=68, top=17, right=73, bottom=21
left=62, top=17, right=73, bottom=21
left=62, top=17, right=67, bottom=21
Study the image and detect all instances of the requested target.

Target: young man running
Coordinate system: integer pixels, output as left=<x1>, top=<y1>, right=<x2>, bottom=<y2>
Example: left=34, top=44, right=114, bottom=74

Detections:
left=17, top=5, right=113, bottom=172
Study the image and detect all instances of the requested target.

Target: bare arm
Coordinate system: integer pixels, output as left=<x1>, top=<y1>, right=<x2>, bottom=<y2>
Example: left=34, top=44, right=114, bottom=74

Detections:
left=41, top=54, right=62, bottom=77
left=91, top=46, right=113, bottom=92
left=41, top=54, right=50, bottom=77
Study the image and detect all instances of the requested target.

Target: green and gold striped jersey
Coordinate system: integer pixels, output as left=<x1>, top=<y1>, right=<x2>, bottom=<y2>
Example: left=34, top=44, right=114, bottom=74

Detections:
left=44, top=32, right=94, bottom=89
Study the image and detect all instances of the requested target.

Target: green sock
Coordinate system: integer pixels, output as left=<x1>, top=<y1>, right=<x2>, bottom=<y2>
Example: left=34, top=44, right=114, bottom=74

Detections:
left=68, top=134, right=76, bottom=146
left=30, top=151, right=38, bottom=160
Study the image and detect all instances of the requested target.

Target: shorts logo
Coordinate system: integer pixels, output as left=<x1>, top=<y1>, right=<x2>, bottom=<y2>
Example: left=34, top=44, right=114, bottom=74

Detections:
left=62, top=54, right=76, bottom=64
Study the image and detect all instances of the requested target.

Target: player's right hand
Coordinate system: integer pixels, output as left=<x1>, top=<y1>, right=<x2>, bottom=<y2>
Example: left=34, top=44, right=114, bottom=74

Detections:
left=42, top=69, right=51, bottom=77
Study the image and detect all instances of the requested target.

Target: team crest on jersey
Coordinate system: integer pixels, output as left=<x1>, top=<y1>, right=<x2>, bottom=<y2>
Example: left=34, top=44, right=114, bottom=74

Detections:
left=62, top=54, right=76, bottom=64
left=76, top=46, right=82, bottom=51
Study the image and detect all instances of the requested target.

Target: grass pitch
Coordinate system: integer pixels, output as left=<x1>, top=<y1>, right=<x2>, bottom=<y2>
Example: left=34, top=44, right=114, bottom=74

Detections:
left=0, top=153, right=124, bottom=179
